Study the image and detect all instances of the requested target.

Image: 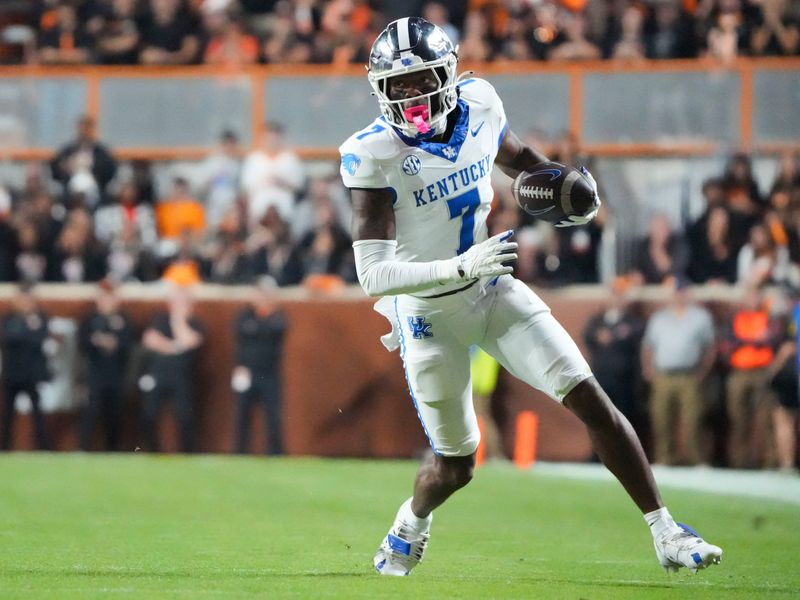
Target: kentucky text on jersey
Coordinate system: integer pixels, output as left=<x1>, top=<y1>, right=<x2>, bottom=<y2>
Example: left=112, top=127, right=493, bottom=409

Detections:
left=412, top=154, right=492, bottom=207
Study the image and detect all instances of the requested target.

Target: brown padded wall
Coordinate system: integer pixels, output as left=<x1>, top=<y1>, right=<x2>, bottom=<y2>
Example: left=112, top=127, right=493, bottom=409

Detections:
left=1, top=291, right=600, bottom=460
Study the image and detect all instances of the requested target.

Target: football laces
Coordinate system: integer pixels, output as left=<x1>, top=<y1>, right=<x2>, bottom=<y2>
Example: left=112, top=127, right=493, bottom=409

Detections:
left=517, top=186, right=554, bottom=200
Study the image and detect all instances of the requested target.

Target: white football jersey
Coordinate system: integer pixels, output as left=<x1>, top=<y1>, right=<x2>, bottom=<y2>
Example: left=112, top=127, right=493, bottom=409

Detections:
left=339, top=78, right=508, bottom=295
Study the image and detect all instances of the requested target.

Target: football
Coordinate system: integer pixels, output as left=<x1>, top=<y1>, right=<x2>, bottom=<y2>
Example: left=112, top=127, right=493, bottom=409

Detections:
left=511, top=162, right=599, bottom=224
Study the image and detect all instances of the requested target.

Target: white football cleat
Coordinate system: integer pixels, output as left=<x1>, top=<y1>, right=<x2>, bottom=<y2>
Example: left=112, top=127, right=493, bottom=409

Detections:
left=654, top=522, right=723, bottom=573
left=373, top=520, right=430, bottom=576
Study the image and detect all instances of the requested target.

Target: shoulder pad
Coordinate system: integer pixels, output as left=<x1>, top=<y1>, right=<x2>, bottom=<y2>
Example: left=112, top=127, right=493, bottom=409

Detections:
left=340, top=118, right=403, bottom=161
left=457, top=78, right=500, bottom=110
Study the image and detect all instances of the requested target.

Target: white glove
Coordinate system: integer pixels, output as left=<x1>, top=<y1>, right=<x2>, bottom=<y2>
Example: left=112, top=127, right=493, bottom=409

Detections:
left=453, top=230, right=518, bottom=280
left=555, top=166, right=601, bottom=228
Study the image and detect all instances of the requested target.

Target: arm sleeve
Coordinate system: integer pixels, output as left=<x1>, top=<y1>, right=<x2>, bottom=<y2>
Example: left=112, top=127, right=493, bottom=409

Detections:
left=353, top=239, right=460, bottom=297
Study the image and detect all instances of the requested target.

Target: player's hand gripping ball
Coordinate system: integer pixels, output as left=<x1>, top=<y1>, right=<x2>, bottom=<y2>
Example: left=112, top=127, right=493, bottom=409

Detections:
left=512, top=162, right=600, bottom=227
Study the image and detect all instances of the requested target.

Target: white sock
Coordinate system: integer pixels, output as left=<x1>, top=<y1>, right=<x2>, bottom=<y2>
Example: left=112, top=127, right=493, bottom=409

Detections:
left=644, top=506, right=676, bottom=539
left=396, top=497, right=432, bottom=532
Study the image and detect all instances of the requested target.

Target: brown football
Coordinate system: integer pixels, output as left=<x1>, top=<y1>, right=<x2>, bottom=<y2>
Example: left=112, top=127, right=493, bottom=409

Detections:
left=511, top=161, right=598, bottom=224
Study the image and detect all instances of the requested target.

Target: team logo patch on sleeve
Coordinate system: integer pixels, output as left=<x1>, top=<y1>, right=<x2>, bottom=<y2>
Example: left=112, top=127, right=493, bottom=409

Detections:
left=341, top=153, right=362, bottom=176
left=407, top=316, right=433, bottom=339
left=402, top=155, right=422, bottom=175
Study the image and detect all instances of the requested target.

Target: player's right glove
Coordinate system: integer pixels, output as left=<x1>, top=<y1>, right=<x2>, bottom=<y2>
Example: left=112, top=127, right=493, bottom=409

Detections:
left=555, top=166, right=601, bottom=228
left=453, top=230, right=518, bottom=280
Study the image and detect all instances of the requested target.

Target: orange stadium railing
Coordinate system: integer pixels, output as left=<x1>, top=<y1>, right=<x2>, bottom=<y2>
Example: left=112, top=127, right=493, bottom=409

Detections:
left=0, top=57, right=797, bottom=162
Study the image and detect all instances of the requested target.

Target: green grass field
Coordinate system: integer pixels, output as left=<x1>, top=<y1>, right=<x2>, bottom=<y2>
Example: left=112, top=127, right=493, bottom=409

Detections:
left=0, top=454, right=797, bottom=599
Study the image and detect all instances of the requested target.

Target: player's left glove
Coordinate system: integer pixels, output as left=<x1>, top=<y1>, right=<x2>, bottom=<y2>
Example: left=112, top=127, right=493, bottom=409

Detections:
left=555, top=166, right=601, bottom=228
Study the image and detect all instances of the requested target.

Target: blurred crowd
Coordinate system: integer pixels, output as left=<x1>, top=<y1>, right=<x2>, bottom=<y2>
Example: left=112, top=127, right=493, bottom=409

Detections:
left=625, top=151, right=800, bottom=290
left=0, top=0, right=797, bottom=67
left=1, top=112, right=799, bottom=292
left=0, top=116, right=358, bottom=288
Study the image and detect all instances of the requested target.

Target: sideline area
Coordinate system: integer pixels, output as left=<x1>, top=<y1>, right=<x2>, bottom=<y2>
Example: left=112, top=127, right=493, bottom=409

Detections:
left=532, top=461, right=800, bottom=505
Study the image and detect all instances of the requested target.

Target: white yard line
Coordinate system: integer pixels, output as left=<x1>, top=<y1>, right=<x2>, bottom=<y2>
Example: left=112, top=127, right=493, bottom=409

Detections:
left=530, top=462, right=800, bottom=505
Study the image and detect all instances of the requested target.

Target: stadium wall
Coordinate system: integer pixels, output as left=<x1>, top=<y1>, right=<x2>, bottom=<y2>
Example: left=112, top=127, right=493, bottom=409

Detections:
left=1, top=284, right=607, bottom=460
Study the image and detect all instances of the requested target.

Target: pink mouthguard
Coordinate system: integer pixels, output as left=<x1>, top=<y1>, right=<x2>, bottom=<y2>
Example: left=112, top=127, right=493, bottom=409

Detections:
left=403, top=105, right=431, bottom=134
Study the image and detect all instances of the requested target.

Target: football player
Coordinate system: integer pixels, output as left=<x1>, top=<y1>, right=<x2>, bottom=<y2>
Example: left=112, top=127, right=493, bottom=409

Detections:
left=339, top=17, right=722, bottom=576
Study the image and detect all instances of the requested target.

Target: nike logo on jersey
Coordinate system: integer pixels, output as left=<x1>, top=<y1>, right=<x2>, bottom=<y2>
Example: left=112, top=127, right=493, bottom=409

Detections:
left=471, top=122, right=485, bottom=137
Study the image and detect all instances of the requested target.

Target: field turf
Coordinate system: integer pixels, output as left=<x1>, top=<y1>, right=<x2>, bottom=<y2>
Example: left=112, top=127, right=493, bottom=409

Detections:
left=0, top=454, right=797, bottom=599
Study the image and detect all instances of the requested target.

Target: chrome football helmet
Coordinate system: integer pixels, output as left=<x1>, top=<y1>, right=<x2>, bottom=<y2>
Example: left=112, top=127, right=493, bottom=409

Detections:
left=367, top=17, right=460, bottom=137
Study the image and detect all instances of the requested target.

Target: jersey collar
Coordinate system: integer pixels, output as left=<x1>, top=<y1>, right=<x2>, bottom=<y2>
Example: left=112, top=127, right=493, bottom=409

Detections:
left=387, top=99, right=470, bottom=163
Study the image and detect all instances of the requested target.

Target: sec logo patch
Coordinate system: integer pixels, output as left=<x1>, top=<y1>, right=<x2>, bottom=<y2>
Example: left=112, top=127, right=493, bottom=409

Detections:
left=402, top=155, right=421, bottom=175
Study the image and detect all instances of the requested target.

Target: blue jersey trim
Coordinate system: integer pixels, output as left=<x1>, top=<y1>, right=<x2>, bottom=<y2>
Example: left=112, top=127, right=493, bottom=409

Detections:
left=458, top=79, right=476, bottom=88
left=395, top=297, right=440, bottom=455
left=387, top=186, right=398, bottom=205
left=497, top=122, right=509, bottom=149
left=390, top=99, right=470, bottom=163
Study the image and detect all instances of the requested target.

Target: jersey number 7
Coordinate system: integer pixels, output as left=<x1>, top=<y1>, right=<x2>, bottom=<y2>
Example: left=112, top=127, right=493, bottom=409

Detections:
left=446, top=188, right=481, bottom=255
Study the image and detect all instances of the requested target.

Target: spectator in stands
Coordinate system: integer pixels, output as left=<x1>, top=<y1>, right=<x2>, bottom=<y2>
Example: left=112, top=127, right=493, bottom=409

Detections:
left=642, top=279, right=716, bottom=465
left=94, top=182, right=159, bottom=282
left=14, top=222, right=48, bottom=284
left=50, top=115, right=117, bottom=208
left=203, top=13, right=259, bottom=67
left=79, top=280, right=134, bottom=451
left=247, top=206, right=304, bottom=286
left=583, top=279, right=646, bottom=432
left=139, top=284, right=205, bottom=452
left=611, top=3, right=646, bottom=60
left=632, top=213, right=689, bottom=285
left=298, top=194, right=355, bottom=283
left=291, top=176, right=351, bottom=240
left=94, top=0, right=142, bottom=65
left=643, top=0, right=699, bottom=59
left=737, top=222, right=797, bottom=288
left=139, top=0, right=200, bottom=65
left=720, top=287, right=783, bottom=468
left=689, top=176, right=751, bottom=254
left=770, top=151, right=800, bottom=197
left=457, top=10, right=492, bottom=61
left=206, top=230, right=253, bottom=284
left=528, top=1, right=563, bottom=60
left=161, top=229, right=207, bottom=283
left=232, top=275, right=286, bottom=455
left=23, top=190, right=63, bottom=257
left=1, top=284, right=50, bottom=450
left=705, top=6, right=748, bottom=65
left=687, top=206, right=738, bottom=284
left=723, top=152, right=764, bottom=213
left=95, top=180, right=158, bottom=249
left=130, top=159, right=157, bottom=206
left=46, top=207, right=106, bottom=282
left=241, top=121, right=304, bottom=231
left=36, top=1, right=93, bottom=65
left=262, top=2, right=302, bottom=64
left=423, top=2, right=460, bottom=46
left=198, top=130, right=242, bottom=232
left=750, top=0, right=799, bottom=56
left=550, top=11, right=601, bottom=61
left=155, top=177, right=206, bottom=254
